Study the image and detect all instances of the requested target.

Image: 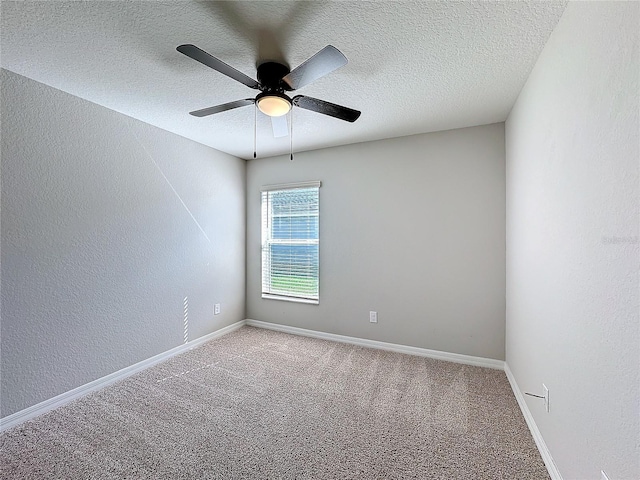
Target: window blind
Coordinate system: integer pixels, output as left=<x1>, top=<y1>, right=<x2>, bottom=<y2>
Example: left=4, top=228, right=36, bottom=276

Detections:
left=261, top=182, right=320, bottom=303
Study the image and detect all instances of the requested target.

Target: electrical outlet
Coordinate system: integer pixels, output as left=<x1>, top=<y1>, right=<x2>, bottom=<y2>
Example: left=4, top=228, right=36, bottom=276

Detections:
left=543, top=384, right=549, bottom=412
left=601, top=471, right=610, bottom=480
left=214, top=303, right=221, bottom=315
left=369, top=311, right=377, bottom=323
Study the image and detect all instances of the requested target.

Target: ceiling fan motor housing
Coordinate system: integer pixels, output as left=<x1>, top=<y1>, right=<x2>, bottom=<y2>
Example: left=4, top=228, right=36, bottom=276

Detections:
left=257, top=61, right=291, bottom=92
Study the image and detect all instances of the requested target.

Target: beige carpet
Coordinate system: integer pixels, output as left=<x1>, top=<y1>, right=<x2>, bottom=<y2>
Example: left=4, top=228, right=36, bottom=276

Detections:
left=1, top=326, right=549, bottom=479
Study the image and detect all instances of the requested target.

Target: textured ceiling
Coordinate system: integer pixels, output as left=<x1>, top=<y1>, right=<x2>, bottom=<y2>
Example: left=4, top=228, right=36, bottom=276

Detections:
left=1, top=1, right=567, bottom=159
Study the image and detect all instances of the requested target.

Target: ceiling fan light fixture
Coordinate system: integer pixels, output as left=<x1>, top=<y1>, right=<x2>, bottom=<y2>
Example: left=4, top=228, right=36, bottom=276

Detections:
left=256, top=92, right=291, bottom=117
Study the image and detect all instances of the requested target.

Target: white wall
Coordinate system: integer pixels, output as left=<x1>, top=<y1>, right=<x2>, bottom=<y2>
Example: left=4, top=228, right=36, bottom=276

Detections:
left=0, top=69, right=246, bottom=417
left=505, top=2, right=639, bottom=479
left=247, top=124, right=506, bottom=360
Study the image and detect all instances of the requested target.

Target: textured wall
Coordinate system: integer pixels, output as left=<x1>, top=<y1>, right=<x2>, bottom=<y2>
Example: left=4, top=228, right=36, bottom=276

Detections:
left=1, top=69, right=246, bottom=417
left=505, top=2, right=639, bottom=479
left=247, top=124, right=506, bottom=360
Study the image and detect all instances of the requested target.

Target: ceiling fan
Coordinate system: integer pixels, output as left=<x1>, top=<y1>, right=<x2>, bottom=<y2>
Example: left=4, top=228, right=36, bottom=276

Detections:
left=176, top=44, right=361, bottom=141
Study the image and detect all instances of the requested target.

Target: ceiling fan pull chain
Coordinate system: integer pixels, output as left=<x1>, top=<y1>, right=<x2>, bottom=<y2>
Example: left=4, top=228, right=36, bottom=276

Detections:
left=290, top=108, right=294, bottom=161
left=253, top=105, right=257, bottom=159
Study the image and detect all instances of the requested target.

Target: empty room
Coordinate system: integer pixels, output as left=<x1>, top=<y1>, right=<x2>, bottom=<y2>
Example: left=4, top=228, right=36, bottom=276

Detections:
left=1, top=1, right=638, bottom=479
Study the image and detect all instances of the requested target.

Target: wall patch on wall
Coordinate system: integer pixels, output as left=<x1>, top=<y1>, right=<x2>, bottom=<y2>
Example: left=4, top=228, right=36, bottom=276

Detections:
left=183, top=296, right=189, bottom=344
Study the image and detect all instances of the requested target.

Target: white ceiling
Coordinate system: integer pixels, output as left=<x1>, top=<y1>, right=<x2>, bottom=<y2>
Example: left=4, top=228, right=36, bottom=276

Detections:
left=1, top=1, right=567, bottom=160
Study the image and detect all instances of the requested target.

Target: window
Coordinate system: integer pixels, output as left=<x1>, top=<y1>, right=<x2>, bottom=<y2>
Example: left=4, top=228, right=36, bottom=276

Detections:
left=261, top=181, right=320, bottom=304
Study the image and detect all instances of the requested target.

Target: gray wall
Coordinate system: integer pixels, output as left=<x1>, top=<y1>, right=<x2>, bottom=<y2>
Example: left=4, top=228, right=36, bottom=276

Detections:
left=505, top=2, right=639, bottom=479
left=0, top=69, right=246, bottom=417
left=247, top=124, right=506, bottom=360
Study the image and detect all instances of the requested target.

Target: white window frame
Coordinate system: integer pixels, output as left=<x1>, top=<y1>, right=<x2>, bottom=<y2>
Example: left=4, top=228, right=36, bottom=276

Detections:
left=261, top=181, right=321, bottom=304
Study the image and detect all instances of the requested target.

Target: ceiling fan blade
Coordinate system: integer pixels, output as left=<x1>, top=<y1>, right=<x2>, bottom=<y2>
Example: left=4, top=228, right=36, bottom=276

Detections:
left=271, top=115, right=289, bottom=138
left=177, top=44, right=260, bottom=90
left=189, top=99, right=255, bottom=117
left=293, top=95, right=361, bottom=123
left=282, top=45, right=347, bottom=90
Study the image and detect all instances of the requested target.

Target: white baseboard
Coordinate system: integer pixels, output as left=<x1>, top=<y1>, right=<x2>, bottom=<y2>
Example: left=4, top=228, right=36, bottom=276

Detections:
left=504, top=363, right=562, bottom=480
left=0, top=320, right=246, bottom=432
left=245, top=319, right=505, bottom=370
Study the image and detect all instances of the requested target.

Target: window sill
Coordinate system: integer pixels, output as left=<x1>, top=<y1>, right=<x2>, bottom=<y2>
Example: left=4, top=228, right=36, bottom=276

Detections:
left=261, top=294, right=319, bottom=305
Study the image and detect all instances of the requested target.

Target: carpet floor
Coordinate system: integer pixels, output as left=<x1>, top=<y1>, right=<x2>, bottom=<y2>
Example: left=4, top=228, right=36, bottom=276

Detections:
left=1, top=326, right=549, bottom=479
